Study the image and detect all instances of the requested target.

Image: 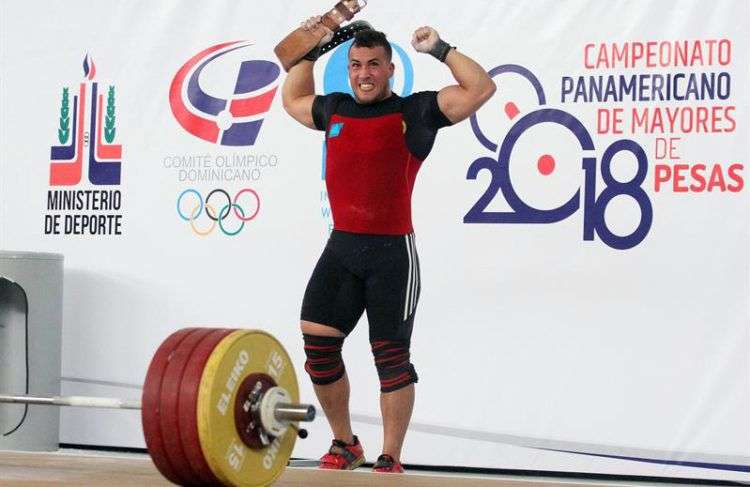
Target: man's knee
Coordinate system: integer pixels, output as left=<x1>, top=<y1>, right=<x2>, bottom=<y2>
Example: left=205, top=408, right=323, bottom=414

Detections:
left=300, top=320, right=345, bottom=337
left=303, top=333, right=346, bottom=385
left=371, top=340, right=418, bottom=393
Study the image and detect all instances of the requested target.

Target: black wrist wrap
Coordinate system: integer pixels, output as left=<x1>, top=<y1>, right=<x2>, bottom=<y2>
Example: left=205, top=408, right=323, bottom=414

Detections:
left=429, top=38, right=454, bottom=62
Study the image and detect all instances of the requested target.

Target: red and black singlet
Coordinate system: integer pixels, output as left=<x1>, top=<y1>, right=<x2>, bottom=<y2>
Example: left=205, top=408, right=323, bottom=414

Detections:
left=312, top=92, right=452, bottom=235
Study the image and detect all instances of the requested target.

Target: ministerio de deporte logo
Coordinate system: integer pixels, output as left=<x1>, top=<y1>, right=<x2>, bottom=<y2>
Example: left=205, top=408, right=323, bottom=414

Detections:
left=45, top=54, right=124, bottom=237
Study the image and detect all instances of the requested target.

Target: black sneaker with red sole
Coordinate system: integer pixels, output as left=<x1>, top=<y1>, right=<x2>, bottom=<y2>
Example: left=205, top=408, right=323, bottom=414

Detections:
left=372, top=453, right=404, bottom=473
left=319, top=435, right=365, bottom=470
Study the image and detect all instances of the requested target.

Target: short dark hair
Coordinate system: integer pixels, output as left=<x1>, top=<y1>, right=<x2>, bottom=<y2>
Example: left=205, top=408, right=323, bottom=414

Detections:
left=350, top=29, right=392, bottom=61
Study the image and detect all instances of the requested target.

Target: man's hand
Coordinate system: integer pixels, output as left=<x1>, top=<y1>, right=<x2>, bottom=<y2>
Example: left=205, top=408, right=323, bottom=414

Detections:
left=302, top=16, right=334, bottom=46
left=411, top=26, right=440, bottom=53
left=301, top=16, right=334, bottom=63
left=412, top=26, right=453, bottom=62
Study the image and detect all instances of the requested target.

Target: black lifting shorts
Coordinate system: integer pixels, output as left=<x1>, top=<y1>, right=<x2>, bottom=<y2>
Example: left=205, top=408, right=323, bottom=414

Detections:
left=300, top=230, right=421, bottom=342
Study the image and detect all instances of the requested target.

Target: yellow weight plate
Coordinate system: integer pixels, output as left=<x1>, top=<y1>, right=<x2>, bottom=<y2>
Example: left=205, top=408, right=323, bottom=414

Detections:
left=197, top=330, right=299, bottom=487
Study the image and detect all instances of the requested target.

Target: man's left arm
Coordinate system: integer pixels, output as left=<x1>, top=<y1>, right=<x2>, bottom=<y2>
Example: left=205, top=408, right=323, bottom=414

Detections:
left=412, top=26, right=496, bottom=124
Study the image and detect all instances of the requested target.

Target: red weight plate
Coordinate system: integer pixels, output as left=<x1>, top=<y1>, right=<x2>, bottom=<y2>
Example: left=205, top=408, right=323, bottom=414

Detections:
left=178, top=328, right=235, bottom=484
left=142, top=328, right=197, bottom=485
left=160, top=327, right=215, bottom=484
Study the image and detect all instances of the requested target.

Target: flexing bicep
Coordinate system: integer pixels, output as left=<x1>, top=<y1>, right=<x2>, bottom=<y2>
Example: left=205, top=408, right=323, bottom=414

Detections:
left=436, top=50, right=496, bottom=124
left=436, top=85, right=472, bottom=124
left=281, top=60, right=317, bottom=129
left=283, top=94, right=317, bottom=129
left=436, top=84, right=492, bottom=124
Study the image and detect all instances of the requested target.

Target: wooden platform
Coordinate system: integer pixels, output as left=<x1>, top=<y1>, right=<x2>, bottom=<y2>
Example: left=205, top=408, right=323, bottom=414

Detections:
left=0, top=450, right=653, bottom=486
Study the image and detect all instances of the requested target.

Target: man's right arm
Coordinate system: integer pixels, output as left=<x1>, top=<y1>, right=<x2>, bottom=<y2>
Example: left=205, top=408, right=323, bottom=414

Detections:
left=282, top=16, right=334, bottom=129
left=282, top=59, right=317, bottom=129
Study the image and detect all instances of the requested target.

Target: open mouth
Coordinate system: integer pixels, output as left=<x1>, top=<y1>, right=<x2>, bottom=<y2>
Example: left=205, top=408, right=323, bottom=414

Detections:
left=358, top=82, right=375, bottom=92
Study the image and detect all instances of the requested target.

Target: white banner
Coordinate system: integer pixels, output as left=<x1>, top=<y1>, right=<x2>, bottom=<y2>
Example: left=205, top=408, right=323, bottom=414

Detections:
left=1, top=0, right=748, bottom=481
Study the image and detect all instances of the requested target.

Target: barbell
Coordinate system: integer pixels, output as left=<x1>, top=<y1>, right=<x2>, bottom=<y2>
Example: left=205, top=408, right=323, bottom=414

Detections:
left=0, top=327, right=316, bottom=487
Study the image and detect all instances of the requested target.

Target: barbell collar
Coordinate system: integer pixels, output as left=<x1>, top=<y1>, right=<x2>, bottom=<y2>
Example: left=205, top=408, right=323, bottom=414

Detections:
left=274, top=403, right=315, bottom=422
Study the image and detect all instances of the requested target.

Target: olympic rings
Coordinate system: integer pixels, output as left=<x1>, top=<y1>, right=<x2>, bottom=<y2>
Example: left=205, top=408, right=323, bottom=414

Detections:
left=205, top=189, right=232, bottom=221
left=189, top=203, right=217, bottom=236
left=233, top=188, right=260, bottom=221
left=177, top=188, right=260, bottom=236
left=219, top=204, right=245, bottom=236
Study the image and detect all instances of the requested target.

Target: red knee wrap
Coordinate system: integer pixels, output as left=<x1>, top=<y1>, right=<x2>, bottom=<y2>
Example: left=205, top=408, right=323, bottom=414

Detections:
left=371, top=340, right=418, bottom=392
left=303, top=334, right=346, bottom=385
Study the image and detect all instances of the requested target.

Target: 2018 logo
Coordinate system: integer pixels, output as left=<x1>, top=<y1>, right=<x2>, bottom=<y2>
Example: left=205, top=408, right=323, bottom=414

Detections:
left=467, top=64, right=652, bottom=250
left=169, top=42, right=281, bottom=146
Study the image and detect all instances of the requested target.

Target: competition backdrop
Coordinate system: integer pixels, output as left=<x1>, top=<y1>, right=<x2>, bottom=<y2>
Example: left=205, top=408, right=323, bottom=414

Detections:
left=1, top=0, right=749, bottom=482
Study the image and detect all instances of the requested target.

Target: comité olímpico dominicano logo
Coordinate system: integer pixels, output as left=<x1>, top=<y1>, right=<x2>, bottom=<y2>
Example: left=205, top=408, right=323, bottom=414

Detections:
left=166, top=41, right=283, bottom=238
left=169, top=41, right=280, bottom=147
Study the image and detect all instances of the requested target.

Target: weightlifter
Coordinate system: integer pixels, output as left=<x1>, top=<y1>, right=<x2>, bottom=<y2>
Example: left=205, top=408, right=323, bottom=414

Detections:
left=282, top=18, right=495, bottom=473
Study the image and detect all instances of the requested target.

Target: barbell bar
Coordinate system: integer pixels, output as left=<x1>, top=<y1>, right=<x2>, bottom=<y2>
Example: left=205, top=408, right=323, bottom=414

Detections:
left=0, top=393, right=313, bottom=422
left=0, top=394, right=141, bottom=410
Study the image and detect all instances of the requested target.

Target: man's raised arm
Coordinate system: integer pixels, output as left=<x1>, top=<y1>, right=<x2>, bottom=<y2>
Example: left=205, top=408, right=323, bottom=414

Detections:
left=281, top=17, right=333, bottom=129
left=282, top=59, right=317, bottom=129
left=412, top=26, right=496, bottom=124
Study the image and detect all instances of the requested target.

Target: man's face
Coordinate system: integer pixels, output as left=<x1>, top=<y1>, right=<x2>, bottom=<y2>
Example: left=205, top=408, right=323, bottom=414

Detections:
left=348, top=45, right=394, bottom=104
